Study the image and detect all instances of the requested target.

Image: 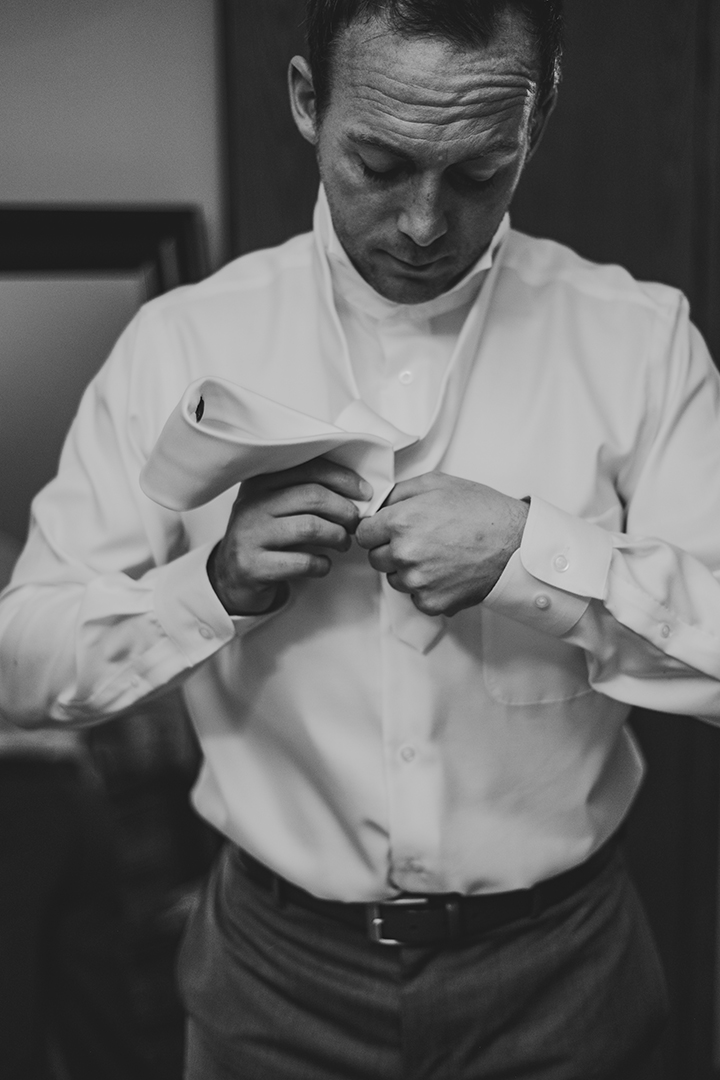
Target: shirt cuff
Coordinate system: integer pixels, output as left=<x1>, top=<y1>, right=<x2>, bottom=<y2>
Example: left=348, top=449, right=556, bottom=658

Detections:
left=153, top=541, right=284, bottom=667
left=483, top=497, right=614, bottom=636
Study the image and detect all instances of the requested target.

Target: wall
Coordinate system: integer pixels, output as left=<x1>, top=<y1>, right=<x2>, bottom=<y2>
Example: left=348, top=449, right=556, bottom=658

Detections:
left=0, top=0, right=225, bottom=266
left=0, top=0, right=225, bottom=543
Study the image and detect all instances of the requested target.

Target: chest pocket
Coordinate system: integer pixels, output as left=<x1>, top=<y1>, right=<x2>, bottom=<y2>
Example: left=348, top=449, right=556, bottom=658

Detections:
left=481, top=607, right=593, bottom=706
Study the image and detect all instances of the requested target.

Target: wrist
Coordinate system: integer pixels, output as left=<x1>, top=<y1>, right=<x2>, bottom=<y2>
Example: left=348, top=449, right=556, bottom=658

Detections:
left=479, top=498, right=529, bottom=601
left=207, top=544, right=281, bottom=616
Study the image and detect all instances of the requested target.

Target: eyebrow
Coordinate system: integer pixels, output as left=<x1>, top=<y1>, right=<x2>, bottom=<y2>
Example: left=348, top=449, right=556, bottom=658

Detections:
left=347, top=132, right=520, bottom=160
left=348, top=134, right=410, bottom=158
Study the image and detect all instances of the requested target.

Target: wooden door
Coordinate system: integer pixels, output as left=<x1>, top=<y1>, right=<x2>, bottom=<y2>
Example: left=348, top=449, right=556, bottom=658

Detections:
left=221, top=2, right=720, bottom=1075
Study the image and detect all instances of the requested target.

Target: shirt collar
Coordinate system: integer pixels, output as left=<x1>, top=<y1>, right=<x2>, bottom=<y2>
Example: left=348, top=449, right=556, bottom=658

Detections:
left=315, top=184, right=509, bottom=323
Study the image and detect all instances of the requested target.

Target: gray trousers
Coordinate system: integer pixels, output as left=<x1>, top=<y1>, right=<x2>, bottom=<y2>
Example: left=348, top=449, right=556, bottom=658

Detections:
left=179, top=843, right=668, bottom=1080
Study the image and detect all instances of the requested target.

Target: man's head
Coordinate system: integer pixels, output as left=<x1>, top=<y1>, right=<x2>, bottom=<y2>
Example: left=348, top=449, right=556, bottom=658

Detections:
left=290, top=0, right=563, bottom=303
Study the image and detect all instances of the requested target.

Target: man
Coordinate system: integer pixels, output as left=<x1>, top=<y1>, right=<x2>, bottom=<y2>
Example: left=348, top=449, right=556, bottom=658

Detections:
left=2, top=0, right=720, bottom=1076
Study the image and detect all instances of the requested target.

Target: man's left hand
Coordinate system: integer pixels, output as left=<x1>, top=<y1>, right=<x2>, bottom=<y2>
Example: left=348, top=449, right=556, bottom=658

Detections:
left=355, top=472, right=529, bottom=616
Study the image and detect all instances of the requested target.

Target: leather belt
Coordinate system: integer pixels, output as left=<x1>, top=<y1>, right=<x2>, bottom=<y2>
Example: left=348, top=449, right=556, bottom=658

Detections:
left=234, top=832, right=622, bottom=947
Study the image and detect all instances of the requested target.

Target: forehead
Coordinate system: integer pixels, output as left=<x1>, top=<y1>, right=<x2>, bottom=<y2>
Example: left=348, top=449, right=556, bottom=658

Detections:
left=326, top=13, right=539, bottom=157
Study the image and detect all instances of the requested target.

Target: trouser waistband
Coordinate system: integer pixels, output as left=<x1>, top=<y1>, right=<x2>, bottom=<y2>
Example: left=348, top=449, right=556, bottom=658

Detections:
left=234, top=832, right=623, bottom=947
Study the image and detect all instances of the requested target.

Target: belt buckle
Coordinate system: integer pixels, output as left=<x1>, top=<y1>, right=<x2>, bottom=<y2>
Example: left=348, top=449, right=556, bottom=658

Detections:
left=366, top=896, right=429, bottom=946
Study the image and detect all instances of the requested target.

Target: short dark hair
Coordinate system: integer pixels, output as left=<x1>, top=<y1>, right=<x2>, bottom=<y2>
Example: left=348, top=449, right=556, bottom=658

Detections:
left=305, top=0, right=564, bottom=119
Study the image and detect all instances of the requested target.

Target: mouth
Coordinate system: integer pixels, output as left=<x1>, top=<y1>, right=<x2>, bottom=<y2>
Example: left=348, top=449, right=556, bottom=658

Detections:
left=383, top=252, right=448, bottom=272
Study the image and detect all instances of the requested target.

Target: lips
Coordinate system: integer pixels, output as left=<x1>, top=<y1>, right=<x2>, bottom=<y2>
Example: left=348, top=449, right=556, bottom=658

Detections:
left=385, top=252, right=446, bottom=270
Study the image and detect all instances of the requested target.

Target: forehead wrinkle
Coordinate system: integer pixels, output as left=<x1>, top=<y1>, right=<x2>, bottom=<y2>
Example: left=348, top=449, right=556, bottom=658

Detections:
left=340, top=61, right=537, bottom=132
left=353, top=84, right=534, bottom=124
left=344, top=55, right=537, bottom=104
left=353, top=78, right=536, bottom=117
left=346, top=82, right=534, bottom=142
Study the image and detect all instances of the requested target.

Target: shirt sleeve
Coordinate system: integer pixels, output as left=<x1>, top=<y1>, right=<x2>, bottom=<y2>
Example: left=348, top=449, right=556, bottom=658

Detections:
left=484, top=297, right=720, bottom=719
left=0, top=309, right=280, bottom=728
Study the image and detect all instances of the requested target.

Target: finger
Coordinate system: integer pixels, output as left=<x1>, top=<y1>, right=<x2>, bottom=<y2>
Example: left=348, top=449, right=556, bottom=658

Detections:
left=382, top=473, right=437, bottom=506
left=366, top=544, right=396, bottom=574
left=259, top=484, right=361, bottom=532
left=269, top=515, right=353, bottom=554
left=355, top=510, right=393, bottom=550
left=255, top=550, right=332, bottom=580
left=244, top=457, right=373, bottom=503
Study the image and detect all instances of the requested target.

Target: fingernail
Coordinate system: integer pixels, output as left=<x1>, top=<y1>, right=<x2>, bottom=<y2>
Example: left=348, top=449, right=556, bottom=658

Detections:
left=359, top=480, right=373, bottom=501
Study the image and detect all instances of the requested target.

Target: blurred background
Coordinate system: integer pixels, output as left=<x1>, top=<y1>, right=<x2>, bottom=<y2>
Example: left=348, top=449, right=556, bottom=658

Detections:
left=0, top=1, right=718, bottom=1077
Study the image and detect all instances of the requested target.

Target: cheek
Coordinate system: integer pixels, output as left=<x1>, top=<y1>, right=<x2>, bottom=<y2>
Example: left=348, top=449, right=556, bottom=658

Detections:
left=450, top=187, right=513, bottom=242
left=328, top=183, right=397, bottom=239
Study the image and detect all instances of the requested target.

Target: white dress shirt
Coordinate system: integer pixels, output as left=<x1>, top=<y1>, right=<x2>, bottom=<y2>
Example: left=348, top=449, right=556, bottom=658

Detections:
left=324, top=188, right=506, bottom=438
left=2, top=190, right=720, bottom=901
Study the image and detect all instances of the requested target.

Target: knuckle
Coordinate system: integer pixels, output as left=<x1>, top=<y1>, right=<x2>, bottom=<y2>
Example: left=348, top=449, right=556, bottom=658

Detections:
left=295, top=515, right=319, bottom=542
left=392, top=539, right=415, bottom=568
left=301, top=483, right=329, bottom=511
left=393, top=515, right=413, bottom=539
left=344, top=503, right=361, bottom=526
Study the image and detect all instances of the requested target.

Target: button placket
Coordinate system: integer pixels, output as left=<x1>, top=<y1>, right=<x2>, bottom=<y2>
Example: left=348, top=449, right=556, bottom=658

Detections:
left=381, top=632, right=441, bottom=890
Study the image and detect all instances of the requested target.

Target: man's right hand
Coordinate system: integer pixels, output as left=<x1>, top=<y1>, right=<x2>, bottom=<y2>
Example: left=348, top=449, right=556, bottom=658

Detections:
left=207, top=458, right=372, bottom=616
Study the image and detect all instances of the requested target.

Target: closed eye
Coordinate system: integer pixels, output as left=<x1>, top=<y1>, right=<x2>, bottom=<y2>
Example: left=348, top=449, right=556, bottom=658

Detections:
left=360, top=161, right=406, bottom=183
left=450, top=168, right=498, bottom=191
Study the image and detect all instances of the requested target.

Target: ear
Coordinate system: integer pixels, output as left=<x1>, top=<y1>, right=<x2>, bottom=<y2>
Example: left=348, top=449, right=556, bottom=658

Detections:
left=288, top=55, right=319, bottom=145
left=526, top=88, right=558, bottom=163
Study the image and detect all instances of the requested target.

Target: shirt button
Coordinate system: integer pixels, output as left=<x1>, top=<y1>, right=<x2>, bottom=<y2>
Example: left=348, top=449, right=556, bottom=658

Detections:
left=553, top=555, right=570, bottom=573
left=534, top=594, right=551, bottom=611
left=400, top=745, right=416, bottom=763
left=661, top=624, right=671, bottom=639
left=398, top=370, right=414, bottom=385
left=198, top=624, right=214, bottom=640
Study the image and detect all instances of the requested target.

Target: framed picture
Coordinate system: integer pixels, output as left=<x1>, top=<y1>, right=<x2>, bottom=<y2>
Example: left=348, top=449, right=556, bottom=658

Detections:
left=0, top=205, right=208, bottom=540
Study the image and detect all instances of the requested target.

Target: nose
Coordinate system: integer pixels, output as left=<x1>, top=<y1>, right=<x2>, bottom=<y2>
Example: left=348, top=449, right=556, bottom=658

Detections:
left=397, top=176, right=448, bottom=249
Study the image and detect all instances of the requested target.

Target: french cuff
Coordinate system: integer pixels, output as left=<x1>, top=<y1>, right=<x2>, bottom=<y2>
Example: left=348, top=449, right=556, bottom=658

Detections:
left=153, top=542, right=278, bottom=668
left=483, top=498, right=614, bottom=637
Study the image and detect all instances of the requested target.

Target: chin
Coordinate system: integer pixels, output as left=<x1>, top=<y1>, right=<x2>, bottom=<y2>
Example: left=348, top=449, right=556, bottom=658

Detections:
left=373, top=275, right=451, bottom=305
